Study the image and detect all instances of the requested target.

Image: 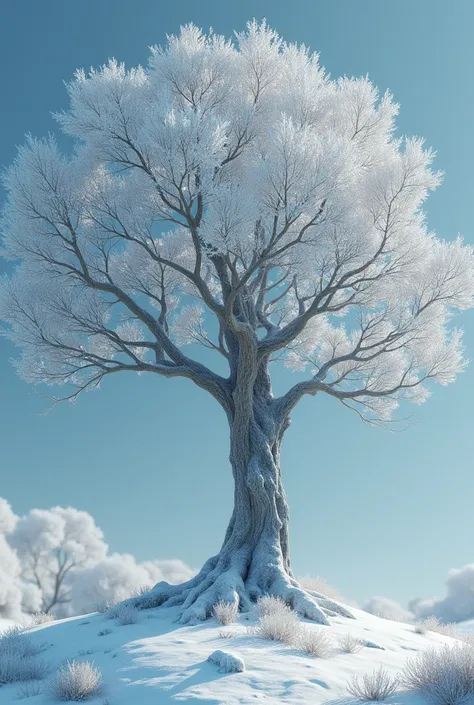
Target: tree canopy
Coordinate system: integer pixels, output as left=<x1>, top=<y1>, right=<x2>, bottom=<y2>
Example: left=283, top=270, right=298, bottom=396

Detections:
left=1, top=22, right=473, bottom=424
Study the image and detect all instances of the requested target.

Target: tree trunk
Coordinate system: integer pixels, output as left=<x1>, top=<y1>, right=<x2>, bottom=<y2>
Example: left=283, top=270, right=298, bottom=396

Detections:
left=129, top=400, right=354, bottom=624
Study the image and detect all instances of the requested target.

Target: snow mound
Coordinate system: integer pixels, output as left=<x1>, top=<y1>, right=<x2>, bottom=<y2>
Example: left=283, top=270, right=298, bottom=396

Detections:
left=208, top=648, right=245, bottom=673
left=0, top=604, right=465, bottom=704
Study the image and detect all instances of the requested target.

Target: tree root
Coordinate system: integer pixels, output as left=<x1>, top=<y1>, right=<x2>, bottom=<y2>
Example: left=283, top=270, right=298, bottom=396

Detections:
left=125, top=557, right=355, bottom=625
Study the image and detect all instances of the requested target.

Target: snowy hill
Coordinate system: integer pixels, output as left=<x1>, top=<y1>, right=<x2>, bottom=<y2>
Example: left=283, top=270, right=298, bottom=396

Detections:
left=0, top=603, right=464, bottom=704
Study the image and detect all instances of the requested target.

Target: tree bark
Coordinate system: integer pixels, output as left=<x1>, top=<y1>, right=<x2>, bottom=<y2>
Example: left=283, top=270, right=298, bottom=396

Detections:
left=128, top=395, right=354, bottom=625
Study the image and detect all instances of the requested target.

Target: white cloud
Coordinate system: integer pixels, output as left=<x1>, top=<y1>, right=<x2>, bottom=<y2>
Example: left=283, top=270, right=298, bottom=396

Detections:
left=362, top=596, right=414, bottom=622
left=409, top=564, right=474, bottom=624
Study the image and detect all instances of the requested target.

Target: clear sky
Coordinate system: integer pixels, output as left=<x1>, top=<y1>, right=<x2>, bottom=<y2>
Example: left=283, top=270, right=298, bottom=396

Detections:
left=1, top=0, right=473, bottom=608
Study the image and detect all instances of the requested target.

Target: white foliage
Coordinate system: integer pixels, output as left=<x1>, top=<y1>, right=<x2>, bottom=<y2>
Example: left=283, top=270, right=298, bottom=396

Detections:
left=114, top=604, right=139, bottom=626
left=0, top=499, right=27, bottom=620
left=0, top=535, right=24, bottom=619
left=213, top=601, right=239, bottom=625
left=254, top=595, right=288, bottom=618
left=298, top=575, right=343, bottom=602
left=47, top=660, right=103, bottom=701
left=252, top=606, right=301, bottom=644
left=413, top=616, right=460, bottom=638
left=402, top=643, right=474, bottom=705
left=68, top=553, right=194, bottom=616
left=338, top=632, right=364, bottom=654
left=171, top=304, right=206, bottom=346
left=0, top=21, right=471, bottom=423
left=0, top=497, right=194, bottom=619
left=347, top=666, right=398, bottom=701
left=0, top=627, right=48, bottom=685
left=9, top=506, right=107, bottom=615
left=0, top=498, right=17, bottom=535
left=295, top=626, right=333, bottom=657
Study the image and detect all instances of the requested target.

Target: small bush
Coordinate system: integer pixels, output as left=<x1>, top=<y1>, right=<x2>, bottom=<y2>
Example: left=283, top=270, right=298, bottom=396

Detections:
left=102, top=598, right=123, bottom=618
left=402, top=642, right=474, bottom=705
left=14, top=681, right=43, bottom=699
left=31, top=612, right=54, bottom=625
left=0, top=627, right=43, bottom=659
left=339, top=632, right=363, bottom=654
left=115, top=605, right=139, bottom=626
left=98, top=628, right=113, bottom=637
left=0, top=627, right=49, bottom=684
left=218, top=630, right=234, bottom=639
left=0, top=653, right=50, bottom=684
left=129, top=584, right=152, bottom=598
left=296, top=626, right=333, bottom=657
left=298, top=576, right=342, bottom=601
left=252, top=608, right=300, bottom=645
left=255, top=595, right=288, bottom=618
left=47, top=660, right=103, bottom=701
left=414, top=616, right=459, bottom=638
left=375, top=610, right=410, bottom=623
left=347, top=666, right=398, bottom=701
left=213, top=601, right=239, bottom=625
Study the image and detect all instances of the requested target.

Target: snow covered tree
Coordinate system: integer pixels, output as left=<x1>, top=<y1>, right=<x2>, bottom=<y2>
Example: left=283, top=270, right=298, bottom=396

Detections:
left=8, top=506, right=107, bottom=614
left=1, top=22, right=473, bottom=624
left=0, top=498, right=32, bottom=619
left=68, top=554, right=195, bottom=615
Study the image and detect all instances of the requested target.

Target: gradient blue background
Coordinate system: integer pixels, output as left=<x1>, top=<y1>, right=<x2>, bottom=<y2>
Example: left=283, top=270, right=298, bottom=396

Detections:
left=1, top=0, right=473, bottom=607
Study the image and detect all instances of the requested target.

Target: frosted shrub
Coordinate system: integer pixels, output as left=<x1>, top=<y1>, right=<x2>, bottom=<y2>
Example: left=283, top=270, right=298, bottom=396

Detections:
left=95, top=600, right=112, bottom=615
left=31, top=612, right=55, bottom=625
left=104, top=598, right=125, bottom=619
left=0, top=627, right=43, bottom=659
left=14, top=681, right=43, bottom=699
left=0, top=626, right=49, bottom=683
left=255, top=595, right=288, bottom=618
left=402, top=642, right=474, bottom=705
left=414, top=616, right=459, bottom=638
left=47, top=660, right=103, bottom=701
left=213, top=601, right=239, bottom=625
left=339, top=632, right=364, bottom=654
left=296, top=626, right=333, bottom=657
left=252, top=607, right=300, bottom=645
left=115, top=604, right=139, bottom=625
left=347, top=666, right=398, bottom=701
left=129, top=584, right=153, bottom=598
left=299, top=576, right=342, bottom=601
left=0, top=653, right=50, bottom=684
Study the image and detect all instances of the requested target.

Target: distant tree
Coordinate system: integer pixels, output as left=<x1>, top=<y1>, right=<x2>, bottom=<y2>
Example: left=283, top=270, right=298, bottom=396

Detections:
left=1, top=22, right=473, bottom=623
left=68, top=554, right=195, bottom=615
left=8, top=507, right=107, bottom=614
left=0, top=498, right=43, bottom=618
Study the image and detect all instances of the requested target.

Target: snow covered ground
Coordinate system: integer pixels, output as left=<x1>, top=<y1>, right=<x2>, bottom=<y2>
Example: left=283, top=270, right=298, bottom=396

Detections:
left=0, top=603, right=465, bottom=705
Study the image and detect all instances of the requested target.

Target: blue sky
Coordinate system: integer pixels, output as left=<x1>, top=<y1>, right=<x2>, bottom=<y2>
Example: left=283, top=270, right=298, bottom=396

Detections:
left=1, top=0, right=474, bottom=607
